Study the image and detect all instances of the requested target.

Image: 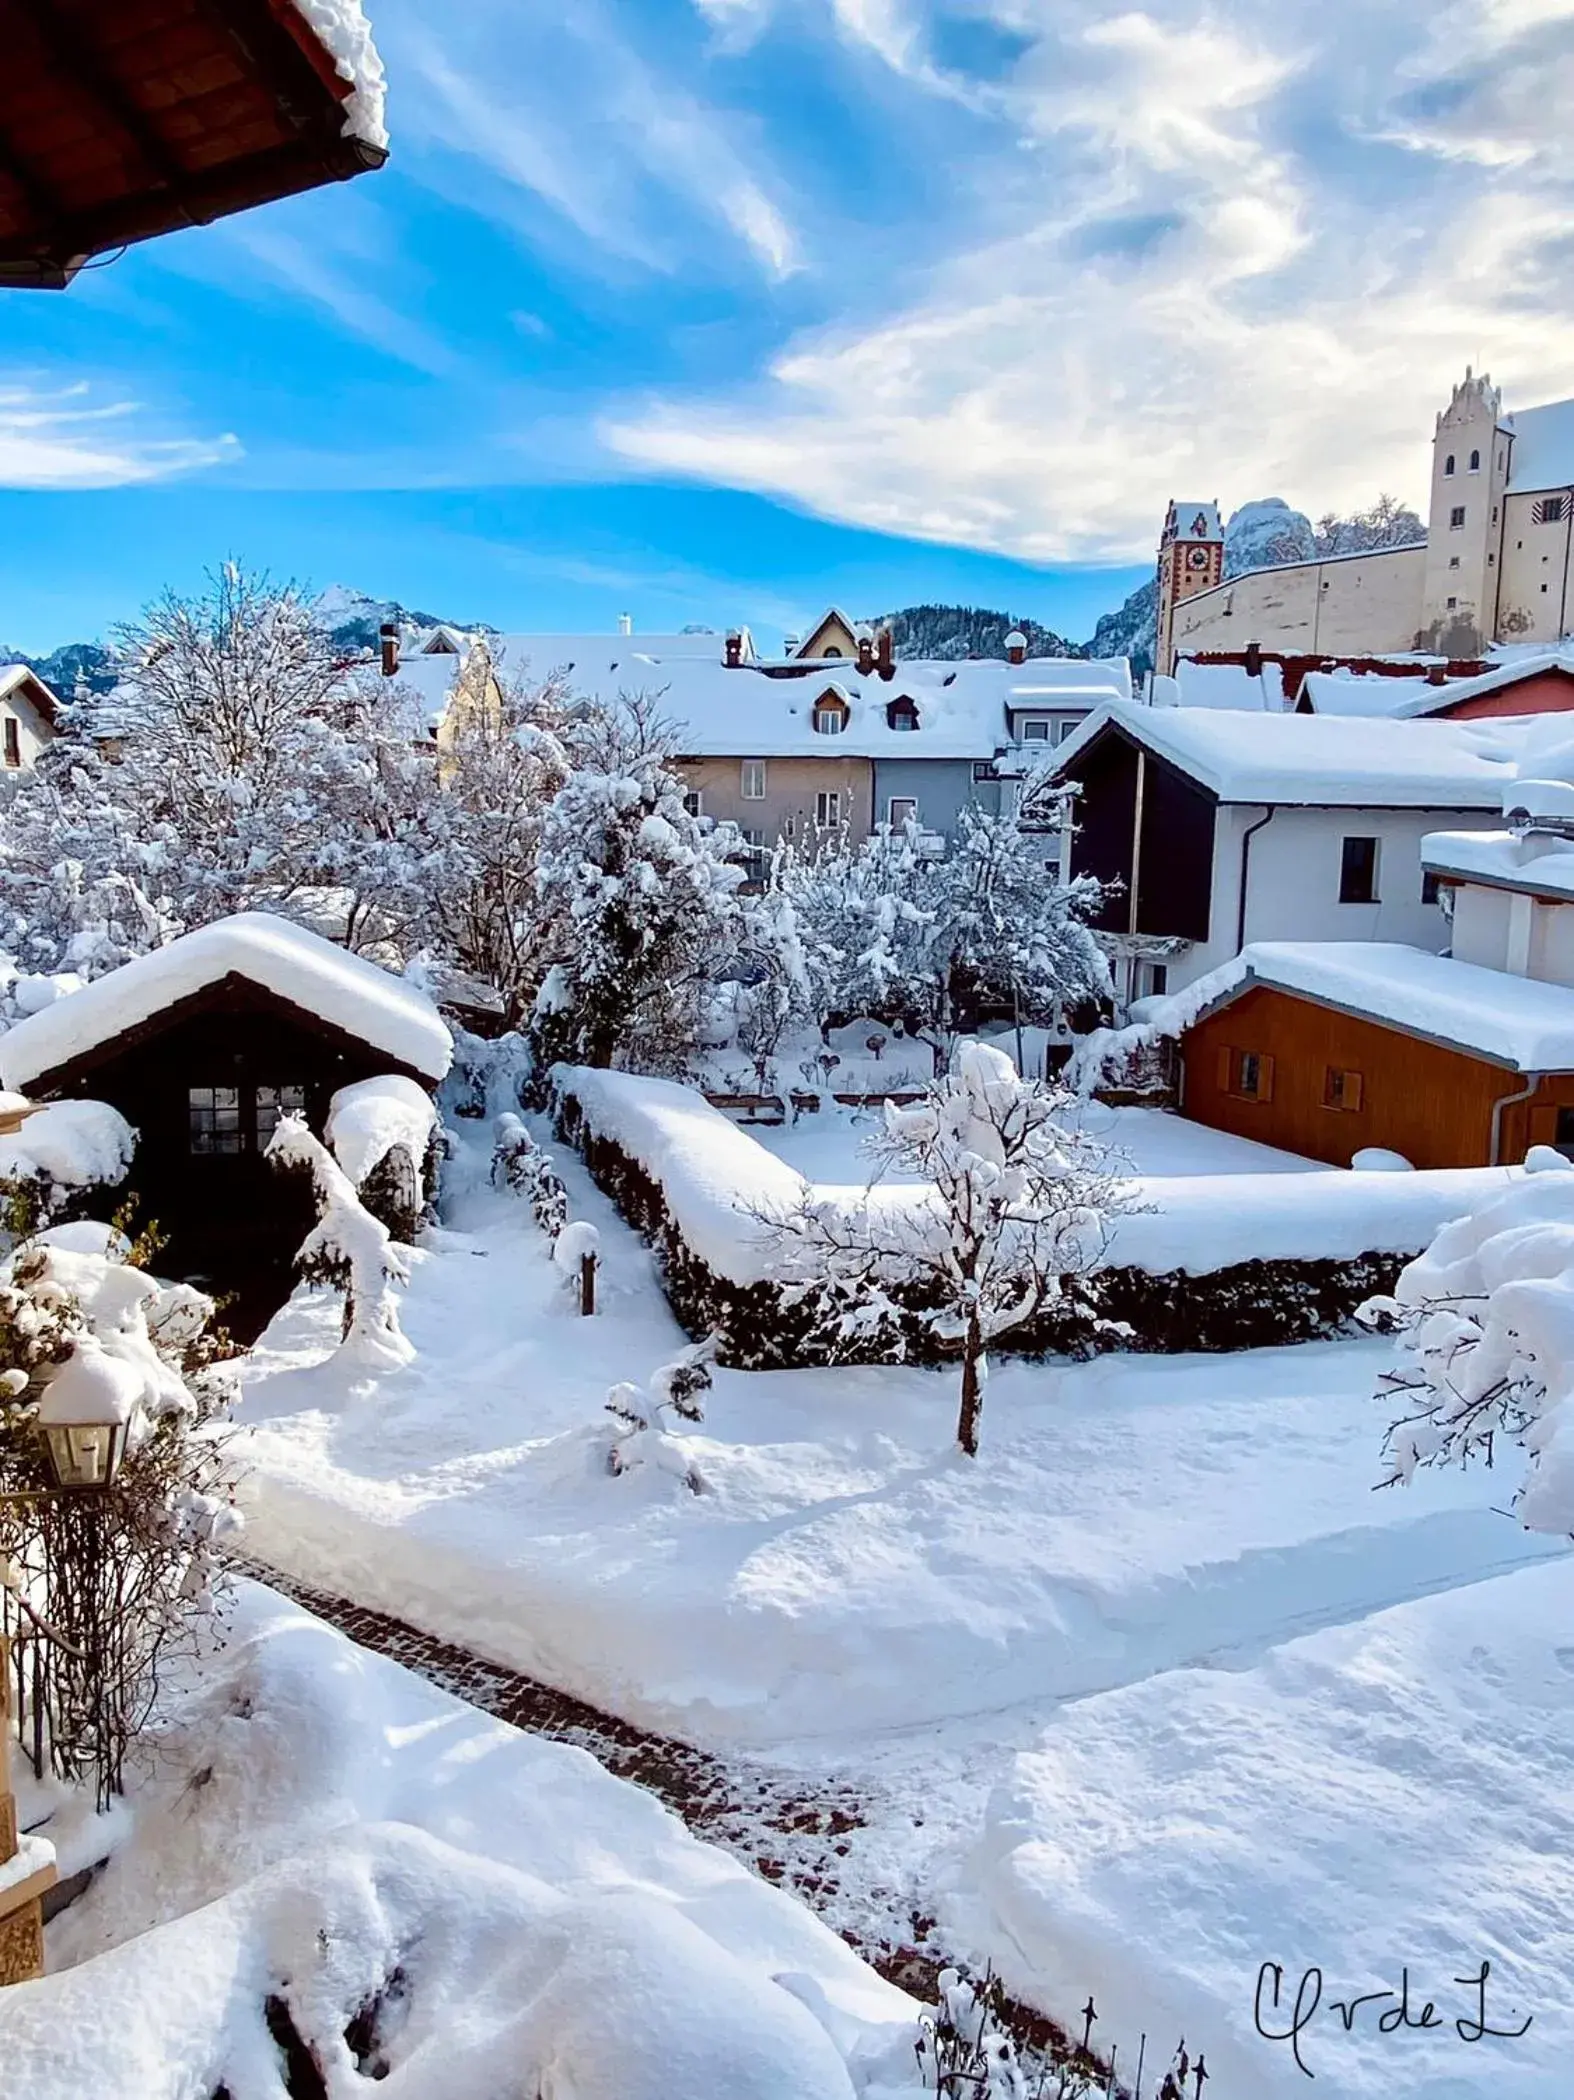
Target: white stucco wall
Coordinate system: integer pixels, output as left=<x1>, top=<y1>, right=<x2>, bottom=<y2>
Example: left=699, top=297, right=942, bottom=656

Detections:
left=0, top=689, right=52, bottom=771
left=1496, top=490, right=1574, bottom=646
left=1450, top=882, right=1513, bottom=970
left=1157, top=802, right=1497, bottom=991
left=1169, top=546, right=1427, bottom=660
left=1452, top=880, right=1574, bottom=989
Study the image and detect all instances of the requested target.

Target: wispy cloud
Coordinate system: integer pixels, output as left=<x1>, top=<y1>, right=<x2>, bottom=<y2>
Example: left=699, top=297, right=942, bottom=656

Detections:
left=0, top=377, right=239, bottom=490
left=602, top=0, right=1574, bottom=560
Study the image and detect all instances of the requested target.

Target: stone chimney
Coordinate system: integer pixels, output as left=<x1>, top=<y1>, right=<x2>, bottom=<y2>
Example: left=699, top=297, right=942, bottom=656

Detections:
left=618, top=612, right=633, bottom=636
left=876, top=626, right=894, bottom=679
left=379, top=622, right=400, bottom=677
left=725, top=630, right=743, bottom=668
left=1005, top=628, right=1028, bottom=666
left=856, top=629, right=875, bottom=676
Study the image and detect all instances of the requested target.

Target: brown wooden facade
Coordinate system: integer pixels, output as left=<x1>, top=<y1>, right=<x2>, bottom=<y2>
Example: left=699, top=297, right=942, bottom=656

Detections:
left=0, top=0, right=386, bottom=288
left=27, top=972, right=436, bottom=1330
left=1180, top=981, right=1574, bottom=1169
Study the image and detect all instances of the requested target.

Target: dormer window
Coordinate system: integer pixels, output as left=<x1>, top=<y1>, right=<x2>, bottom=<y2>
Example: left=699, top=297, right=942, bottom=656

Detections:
left=1020, top=718, right=1052, bottom=743
left=1444, top=454, right=1456, bottom=476
left=887, top=697, right=919, bottom=731
left=812, top=689, right=850, bottom=734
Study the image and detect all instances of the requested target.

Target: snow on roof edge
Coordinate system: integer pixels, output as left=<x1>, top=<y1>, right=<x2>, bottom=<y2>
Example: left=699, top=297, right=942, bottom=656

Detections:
left=0, top=912, right=451, bottom=1092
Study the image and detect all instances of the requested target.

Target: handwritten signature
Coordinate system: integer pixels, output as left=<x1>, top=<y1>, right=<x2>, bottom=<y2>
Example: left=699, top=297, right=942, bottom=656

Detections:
left=1254, top=1960, right=1532, bottom=2079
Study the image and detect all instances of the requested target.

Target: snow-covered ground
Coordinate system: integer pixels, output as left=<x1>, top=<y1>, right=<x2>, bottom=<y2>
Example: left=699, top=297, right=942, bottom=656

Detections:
left=3, top=1582, right=920, bottom=2098
left=754, top=1100, right=1320, bottom=1184
left=226, top=1119, right=1574, bottom=2093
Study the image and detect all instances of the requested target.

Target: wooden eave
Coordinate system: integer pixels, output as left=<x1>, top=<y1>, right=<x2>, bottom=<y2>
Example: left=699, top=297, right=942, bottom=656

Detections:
left=0, top=0, right=386, bottom=288
left=1182, top=968, right=1559, bottom=1075
left=22, top=969, right=432, bottom=1097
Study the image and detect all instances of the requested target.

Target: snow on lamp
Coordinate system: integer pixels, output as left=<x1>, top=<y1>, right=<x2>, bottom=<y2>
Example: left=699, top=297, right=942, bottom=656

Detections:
left=34, top=1341, right=139, bottom=1491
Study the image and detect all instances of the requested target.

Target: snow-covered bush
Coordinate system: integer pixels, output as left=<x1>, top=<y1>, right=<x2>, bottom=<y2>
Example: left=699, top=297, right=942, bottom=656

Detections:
left=266, top=1116, right=413, bottom=1370
left=0, top=1098, right=135, bottom=1240
left=0, top=1226, right=239, bottom=1805
left=326, top=1073, right=437, bottom=1243
left=766, top=1044, right=1123, bottom=1454
left=603, top=1340, right=714, bottom=1494
left=492, top=1112, right=569, bottom=1239
left=1361, top=1152, right=1574, bottom=1533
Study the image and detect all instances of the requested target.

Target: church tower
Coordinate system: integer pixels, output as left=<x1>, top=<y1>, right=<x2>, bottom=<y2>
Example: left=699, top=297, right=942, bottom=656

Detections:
left=1155, top=500, right=1224, bottom=675
left=1421, top=368, right=1510, bottom=656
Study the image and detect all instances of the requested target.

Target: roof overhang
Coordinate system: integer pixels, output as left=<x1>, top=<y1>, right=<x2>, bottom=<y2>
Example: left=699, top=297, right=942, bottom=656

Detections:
left=0, top=0, right=386, bottom=288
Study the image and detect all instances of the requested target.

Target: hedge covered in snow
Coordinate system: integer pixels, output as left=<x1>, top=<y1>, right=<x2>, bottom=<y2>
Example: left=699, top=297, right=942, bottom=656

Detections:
left=553, top=1068, right=1524, bottom=1366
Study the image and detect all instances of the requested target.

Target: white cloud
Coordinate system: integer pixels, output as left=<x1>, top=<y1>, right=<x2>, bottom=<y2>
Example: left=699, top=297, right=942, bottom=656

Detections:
left=0, top=378, right=239, bottom=491
left=602, top=1, right=1574, bottom=560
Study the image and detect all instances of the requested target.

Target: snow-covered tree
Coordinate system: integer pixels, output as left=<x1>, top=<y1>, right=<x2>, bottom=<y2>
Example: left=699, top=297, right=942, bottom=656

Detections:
left=528, top=699, right=747, bottom=1072
left=767, top=1044, right=1122, bottom=1455
left=775, top=818, right=936, bottom=1035
left=266, top=1116, right=414, bottom=1370
left=1360, top=1151, right=1574, bottom=1534
left=492, top=1113, right=569, bottom=1239
left=1314, top=493, right=1426, bottom=558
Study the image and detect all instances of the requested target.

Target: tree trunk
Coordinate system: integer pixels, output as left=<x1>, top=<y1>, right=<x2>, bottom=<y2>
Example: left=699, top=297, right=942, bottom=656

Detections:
left=957, top=1315, right=984, bottom=1457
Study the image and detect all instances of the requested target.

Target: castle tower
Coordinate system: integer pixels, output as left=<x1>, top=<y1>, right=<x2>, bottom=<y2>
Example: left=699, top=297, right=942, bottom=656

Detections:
left=1155, top=500, right=1224, bottom=675
left=1421, top=368, right=1510, bottom=656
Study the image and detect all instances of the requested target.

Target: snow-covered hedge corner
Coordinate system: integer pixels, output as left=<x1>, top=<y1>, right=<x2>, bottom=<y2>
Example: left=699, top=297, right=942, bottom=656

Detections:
left=1364, top=1149, right=1574, bottom=1534
left=290, top=0, right=388, bottom=149
left=554, top=1067, right=1526, bottom=1363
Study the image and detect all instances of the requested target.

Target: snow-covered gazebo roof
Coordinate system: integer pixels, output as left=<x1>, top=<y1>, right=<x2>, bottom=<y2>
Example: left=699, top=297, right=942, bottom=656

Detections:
left=0, top=913, right=452, bottom=1093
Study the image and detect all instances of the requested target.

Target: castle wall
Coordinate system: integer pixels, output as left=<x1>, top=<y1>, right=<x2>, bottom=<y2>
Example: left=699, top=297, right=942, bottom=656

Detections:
left=1496, top=490, right=1574, bottom=645
left=1168, top=546, right=1426, bottom=659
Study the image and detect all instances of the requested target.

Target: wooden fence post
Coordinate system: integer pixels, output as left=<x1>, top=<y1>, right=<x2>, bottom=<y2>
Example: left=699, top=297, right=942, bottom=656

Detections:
left=580, top=1251, right=597, bottom=1317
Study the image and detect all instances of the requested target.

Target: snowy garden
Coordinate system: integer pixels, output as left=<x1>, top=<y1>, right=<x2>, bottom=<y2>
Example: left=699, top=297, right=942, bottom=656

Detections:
left=0, top=569, right=1571, bottom=2097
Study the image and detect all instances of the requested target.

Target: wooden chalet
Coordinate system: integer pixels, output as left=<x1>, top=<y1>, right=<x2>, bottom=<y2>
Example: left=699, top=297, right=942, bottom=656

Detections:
left=0, top=914, right=451, bottom=1327
left=1174, top=940, right=1574, bottom=1169
left=0, top=0, right=387, bottom=289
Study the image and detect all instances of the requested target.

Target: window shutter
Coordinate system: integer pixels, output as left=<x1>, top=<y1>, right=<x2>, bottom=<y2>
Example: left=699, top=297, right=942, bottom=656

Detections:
left=1528, top=1103, right=1559, bottom=1146
left=1216, top=1047, right=1234, bottom=1093
left=1257, top=1054, right=1275, bottom=1103
left=1345, top=1071, right=1363, bottom=1112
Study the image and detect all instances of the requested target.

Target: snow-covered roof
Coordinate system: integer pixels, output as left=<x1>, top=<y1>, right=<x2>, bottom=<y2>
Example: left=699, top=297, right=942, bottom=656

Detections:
left=1050, top=702, right=1526, bottom=808
left=384, top=651, right=463, bottom=736
left=1167, top=501, right=1222, bottom=540
left=0, top=912, right=452, bottom=1091
left=1506, top=397, right=1574, bottom=495
left=494, top=631, right=735, bottom=675
left=1423, top=828, right=1574, bottom=902
left=1174, top=658, right=1288, bottom=712
left=1304, top=653, right=1574, bottom=720
left=438, top=644, right=1132, bottom=760
left=1167, top=939, right=1574, bottom=1072
left=0, top=663, right=60, bottom=721
left=288, top=1, right=387, bottom=150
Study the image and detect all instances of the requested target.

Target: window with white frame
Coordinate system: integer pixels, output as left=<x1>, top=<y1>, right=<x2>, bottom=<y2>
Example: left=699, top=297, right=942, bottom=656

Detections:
left=813, top=706, right=847, bottom=735
left=1053, top=717, right=1079, bottom=745
left=1020, top=718, right=1051, bottom=742
left=682, top=789, right=702, bottom=817
left=1449, top=505, right=1466, bottom=529
left=815, top=791, right=841, bottom=828
left=887, top=796, right=918, bottom=829
left=740, top=758, right=766, bottom=800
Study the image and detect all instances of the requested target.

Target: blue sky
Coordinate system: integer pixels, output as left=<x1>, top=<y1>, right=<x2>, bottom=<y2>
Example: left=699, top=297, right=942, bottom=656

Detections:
left=3, top=0, right=1572, bottom=652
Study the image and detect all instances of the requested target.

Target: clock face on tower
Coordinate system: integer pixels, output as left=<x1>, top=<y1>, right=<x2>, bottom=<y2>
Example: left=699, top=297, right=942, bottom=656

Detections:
left=1186, top=545, right=1211, bottom=571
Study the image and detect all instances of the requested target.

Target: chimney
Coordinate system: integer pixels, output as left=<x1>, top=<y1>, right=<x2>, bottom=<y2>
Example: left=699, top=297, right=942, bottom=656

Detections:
left=725, top=630, right=743, bottom=669
left=856, top=630, right=875, bottom=676
left=1243, top=640, right=1263, bottom=679
left=1005, top=628, right=1028, bottom=666
left=379, top=622, right=400, bottom=678
left=876, top=626, right=894, bottom=679
left=782, top=632, right=801, bottom=656
left=618, top=612, right=633, bottom=637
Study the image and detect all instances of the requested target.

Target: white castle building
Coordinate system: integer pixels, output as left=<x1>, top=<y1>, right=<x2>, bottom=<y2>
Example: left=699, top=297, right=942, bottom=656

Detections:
left=1157, top=372, right=1574, bottom=673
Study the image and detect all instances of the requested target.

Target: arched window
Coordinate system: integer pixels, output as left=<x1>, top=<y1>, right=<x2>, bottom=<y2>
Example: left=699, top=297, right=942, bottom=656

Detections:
left=1444, top=454, right=1456, bottom=476
left=1469, top=449, right=1481, bottom=472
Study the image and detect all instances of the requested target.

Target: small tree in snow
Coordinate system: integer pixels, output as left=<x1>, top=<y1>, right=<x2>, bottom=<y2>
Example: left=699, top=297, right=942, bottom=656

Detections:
left=267, top=1117, right=413, bottom=1370
left=767, top=1045, right=1122, bottom=1456
left=1360, top=1151, right=1574, bottom=1533
left=491, top=1113, right=569, bottom=1239
left=603, top=1338, right=715, bottom=1493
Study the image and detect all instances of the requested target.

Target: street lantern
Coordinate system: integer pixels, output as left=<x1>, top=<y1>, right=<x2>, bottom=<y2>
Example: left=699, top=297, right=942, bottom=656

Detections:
left=33, top=1342, right=140, bottom=1492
